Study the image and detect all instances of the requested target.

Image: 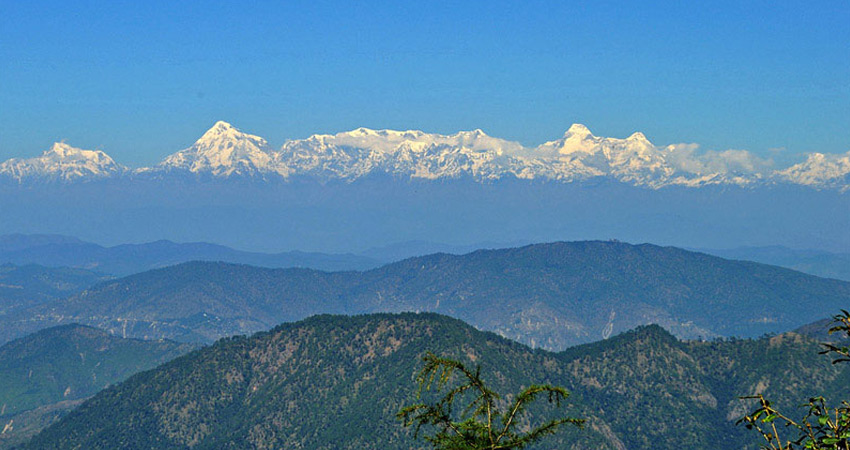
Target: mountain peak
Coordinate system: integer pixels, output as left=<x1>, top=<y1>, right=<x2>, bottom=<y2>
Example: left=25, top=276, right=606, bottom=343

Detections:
left=189, top=121, right=268, bottom=149
left=350, top=127, right=378, bottom=136
left=0, top=142, right=124, bottom=182
left=157, top=121, right=280, bottom=178
left=47, top=141, right=79, bottom=157
left=212, top=120, right=234, bottom=129
left=777, top=150, right=850, bottom=189
left=198, top=121, right=243, bottom=140
left=453, top=128, right=491, bottom=139
left=627, top=131, right=649, bottom=142
left=339, top=127, right=427, bottom=139
left=41, top=142, right=106, bottom=161
left=565, top=123, right=593, bottom=137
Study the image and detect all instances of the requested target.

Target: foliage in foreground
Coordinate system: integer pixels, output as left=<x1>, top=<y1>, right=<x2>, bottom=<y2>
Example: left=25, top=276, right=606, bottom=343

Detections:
left=739, top=310, right=850, bottom=449
left=399, top=352, right=584, bottom=449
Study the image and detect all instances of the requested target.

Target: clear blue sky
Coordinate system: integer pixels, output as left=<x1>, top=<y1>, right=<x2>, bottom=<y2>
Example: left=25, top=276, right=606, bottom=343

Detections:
left=1, top=0, right=848, bottom=166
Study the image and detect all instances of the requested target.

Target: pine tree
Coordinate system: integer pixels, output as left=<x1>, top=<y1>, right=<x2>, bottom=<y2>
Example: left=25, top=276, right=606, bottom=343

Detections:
left=399, top=352, right=584, bottom=449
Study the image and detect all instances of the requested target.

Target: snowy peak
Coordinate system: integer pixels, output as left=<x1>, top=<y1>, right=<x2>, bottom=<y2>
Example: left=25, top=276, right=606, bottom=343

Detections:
left=192, top=121, right=268, bottom=149
left=198, top=121, right=251, bottom=142
left=276, top=126, right=527, bottom=180
left=156, top=121, right=283, bottom=178
left=134, top=122, right=795, bottom=187
left=45, top=142, right=110, bottom=162
left=627, top=132, right=649, bottom=142
left=4, top=121, right=848, bottom=190
left=0, top=142, right=124, bottom=182
left=210, top=120, right=237, bottom=131
left=48, top=142, right=80, bottom=158
left=777, top=151, right=850, bottom=190
left=565, top=123, right=593, bottom=138
left=538, top=124, right=600, bottom=157
left=341, top=127, right=425, bottom=139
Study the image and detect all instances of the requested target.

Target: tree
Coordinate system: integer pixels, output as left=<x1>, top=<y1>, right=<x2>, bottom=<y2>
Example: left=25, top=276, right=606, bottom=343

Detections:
left=398, top=352, right=584, bottom=449
left=738, top=310, right=850, bottom=450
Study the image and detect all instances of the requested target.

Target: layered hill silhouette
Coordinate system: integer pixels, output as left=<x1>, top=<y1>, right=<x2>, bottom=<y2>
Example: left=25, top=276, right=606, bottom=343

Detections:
left=22, top=313, right=850, bottom=449
left=0, top=234, right=379, bottom=276
left=0, top=325, right=194, bottom=448
left=4, top=241, right=850, bottom=350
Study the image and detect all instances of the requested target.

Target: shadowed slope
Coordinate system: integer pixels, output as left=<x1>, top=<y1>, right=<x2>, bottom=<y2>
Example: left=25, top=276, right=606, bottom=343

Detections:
left=5, top=241, right=850, bottom=349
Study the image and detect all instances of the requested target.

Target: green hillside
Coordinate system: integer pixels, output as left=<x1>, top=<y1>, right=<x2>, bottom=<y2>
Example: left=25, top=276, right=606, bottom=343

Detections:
left=0, top=325, right=195, bottom=448
left=22, top=313, right=850, bottom=449
left=6, top=241, right=850, bottom=350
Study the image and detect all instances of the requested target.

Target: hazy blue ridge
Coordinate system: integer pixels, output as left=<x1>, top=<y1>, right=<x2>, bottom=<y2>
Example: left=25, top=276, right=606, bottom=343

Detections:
left=3, top=241, right=850, bottom=351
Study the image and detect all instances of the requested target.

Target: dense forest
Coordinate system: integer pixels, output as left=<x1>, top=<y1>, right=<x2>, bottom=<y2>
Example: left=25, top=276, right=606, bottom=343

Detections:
left=20, top=313, right=850, bottom=449
left=0, top=325, right=194, bottom=448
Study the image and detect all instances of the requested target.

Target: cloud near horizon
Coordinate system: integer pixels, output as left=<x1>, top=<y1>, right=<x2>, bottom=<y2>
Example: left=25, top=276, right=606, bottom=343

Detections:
left=663, top=143, right=774, bottom=175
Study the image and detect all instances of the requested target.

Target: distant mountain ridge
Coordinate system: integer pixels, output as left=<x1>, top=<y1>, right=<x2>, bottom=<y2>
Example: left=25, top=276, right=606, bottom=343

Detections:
left=0, top=234, right=379, bottom=276
left=6, top=234, right=848, bottom=282
left=698, top=245, right=850, bottom=282
left=5, top=241, right=850, bottom=350
left=2, top=121, right=847, bottom=189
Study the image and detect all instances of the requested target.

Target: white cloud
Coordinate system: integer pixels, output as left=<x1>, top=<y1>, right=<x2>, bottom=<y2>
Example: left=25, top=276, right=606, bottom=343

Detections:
left=663, top=143, right=773, bottom=175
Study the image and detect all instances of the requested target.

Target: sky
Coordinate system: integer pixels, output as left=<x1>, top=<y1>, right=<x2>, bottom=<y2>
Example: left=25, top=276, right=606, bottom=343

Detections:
left=1, top=0, right=848, bottom=167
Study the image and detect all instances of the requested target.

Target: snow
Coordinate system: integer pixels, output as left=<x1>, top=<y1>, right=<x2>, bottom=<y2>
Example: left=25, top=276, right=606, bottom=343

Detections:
left=0, top=142, right=125, bottom=182
left=155, top=121, right=287, bottom=178
left=776, top=151, right=850, bottom=190
left=1, top=120, right=847, bottom=190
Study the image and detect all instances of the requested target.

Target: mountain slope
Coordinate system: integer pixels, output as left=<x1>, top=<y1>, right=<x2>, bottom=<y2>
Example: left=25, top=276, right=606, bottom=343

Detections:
left=0, top=324, right=194, bottom=448
left=350, top=241, right=850, bottom=346
left=0, top=264, right=110, bottom=315
left=6, top=241, right=850, bottom=350
left=22, top=313, right=850, bottom=450
left=698, top=245, right=850, bottom=282
left=21, top=314, right=599, bottom=449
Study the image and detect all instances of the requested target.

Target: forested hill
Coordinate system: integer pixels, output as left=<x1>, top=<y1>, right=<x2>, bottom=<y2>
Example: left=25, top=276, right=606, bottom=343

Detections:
left=5, top=241, right=850, bottom=350
left=0, top=264, right=110, bottom=315
left=23, top=313, right=850, bottom=450
left=0, top=324, right=194, bottom=448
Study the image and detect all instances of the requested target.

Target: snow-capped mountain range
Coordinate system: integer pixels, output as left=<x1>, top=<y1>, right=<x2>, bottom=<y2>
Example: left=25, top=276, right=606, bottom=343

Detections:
left=1, top=121, right=848, bottom=190
left=0, top=142, right=126, bottom=182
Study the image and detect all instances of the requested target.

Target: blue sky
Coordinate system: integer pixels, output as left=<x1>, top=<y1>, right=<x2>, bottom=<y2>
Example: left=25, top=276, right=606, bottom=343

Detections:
left=1, top=0, right=848, bottom=166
